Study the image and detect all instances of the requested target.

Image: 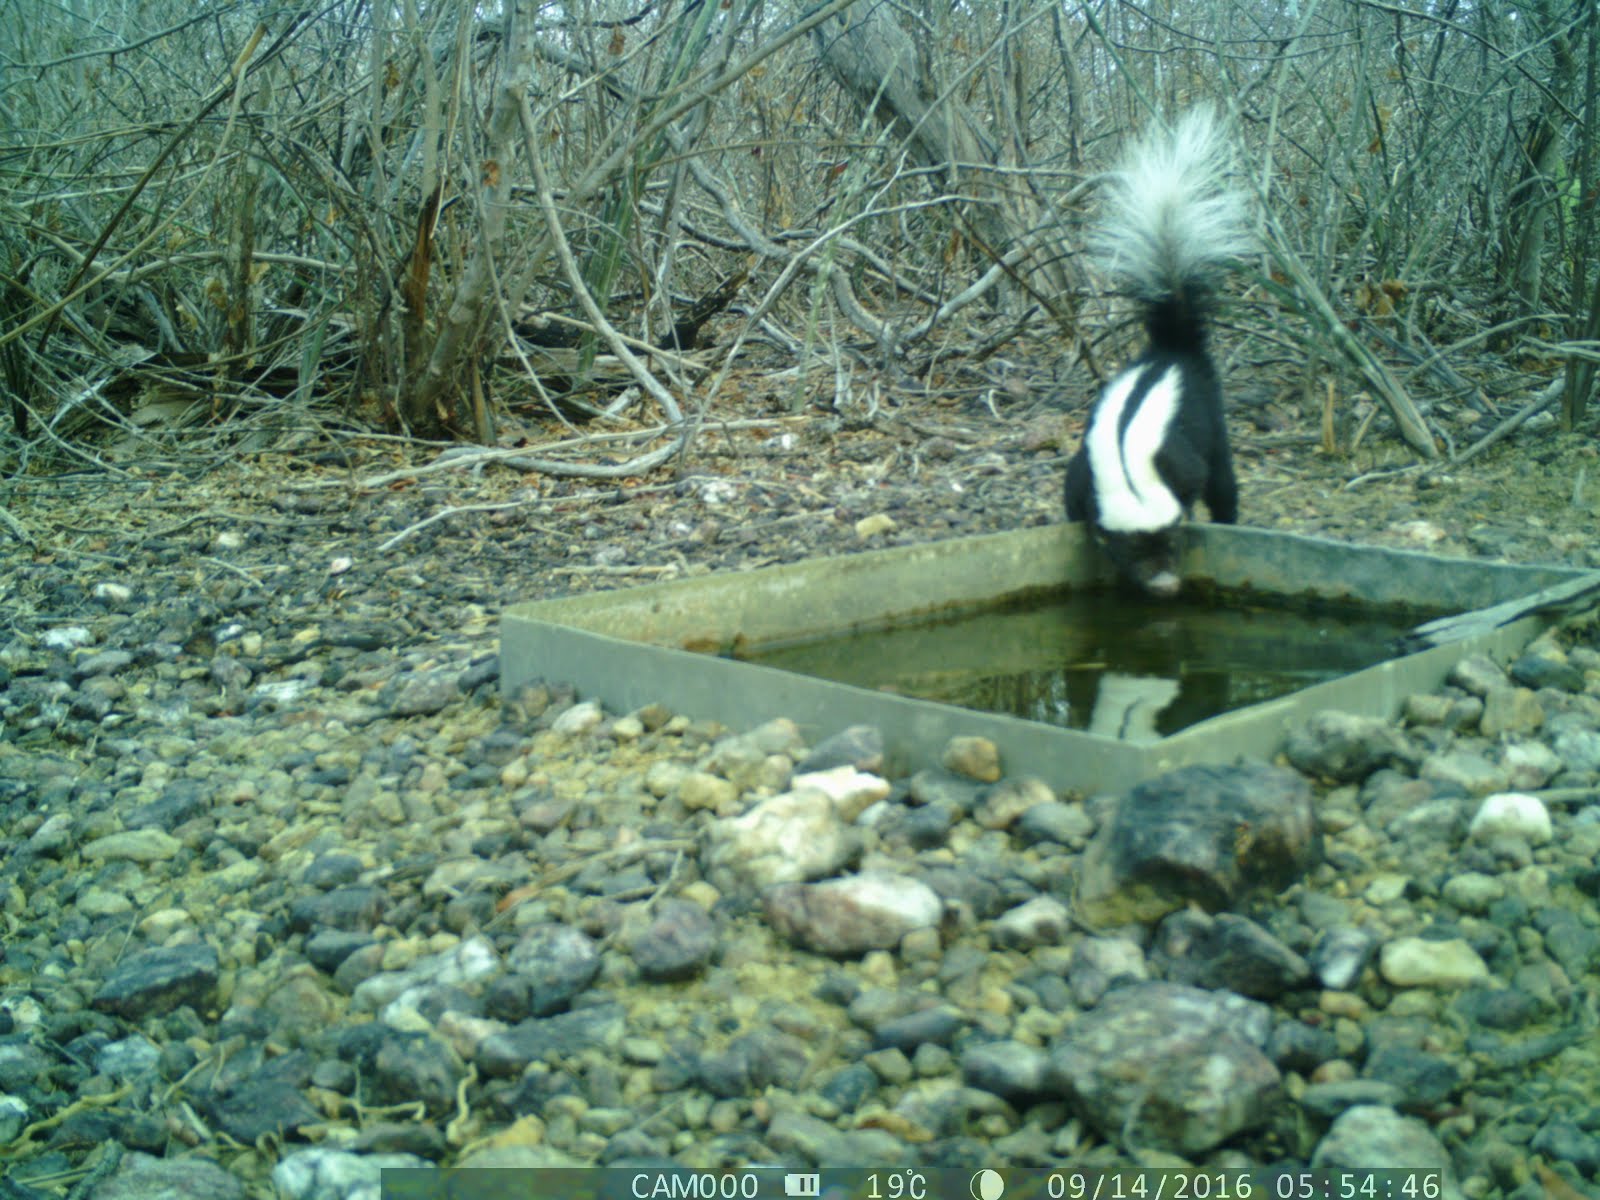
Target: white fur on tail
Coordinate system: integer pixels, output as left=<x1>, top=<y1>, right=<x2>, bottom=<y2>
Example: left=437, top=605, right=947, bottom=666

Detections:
left=1093, top=107, right=1250, bottom=302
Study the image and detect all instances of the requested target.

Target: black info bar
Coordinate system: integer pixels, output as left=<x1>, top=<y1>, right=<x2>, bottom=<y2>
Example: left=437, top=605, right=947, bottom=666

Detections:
left=380, top=1167, right=1446, bottom=1200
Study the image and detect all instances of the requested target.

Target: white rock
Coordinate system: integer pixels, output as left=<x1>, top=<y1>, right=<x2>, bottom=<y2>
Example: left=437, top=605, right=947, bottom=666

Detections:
left=272, top=1148, right=430, bottom=1200
left=1469, top=792, right=1552, bottom=845
left=704, top=786, right=857, bottom=890
left=1501, top=741, right=1561, bottom=790
left=42, top=625, right=92, bottom=649
left=551, top=699, right=604, bottom=734
left=253, top=678, right=313, bottom=706
left=789, top=765, right=891, bottom=821
left=351, top=936, right=499, bottom=1015
left=427, top=936, right=500, bottom=987
left=763, top=872, right=943, bottom=955
left=1378, top=936, right=1489, bottom=989
left=992, top=896, right=1072, bottom=949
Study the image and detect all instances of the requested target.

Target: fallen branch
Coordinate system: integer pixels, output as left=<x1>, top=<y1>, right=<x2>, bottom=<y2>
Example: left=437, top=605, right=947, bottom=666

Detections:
left=1262, top=217, right=1439, bottom=460
left=1444, top=374, right=1563, bottom=467
left=1399, top=569, right=1600, bottom=650
left=374, top=438, right=685, bottom=551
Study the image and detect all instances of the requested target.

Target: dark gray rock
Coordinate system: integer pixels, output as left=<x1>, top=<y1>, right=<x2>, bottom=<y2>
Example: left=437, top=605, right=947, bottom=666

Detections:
left=1073, top=763, right=1320, bottom=927
left=124, top=785, right=210, bottom=831
left=1046, top=981, right=1280, bottom=1154
left=351, top=1121, right=450, bottom=1159
left=400, top=983, right=482, bottom=1025
left=310, top=1058, right=357, bottom=1094
left=845, top=987, right=930, bottom=1031
left=1152, top=909, right=1312, bottom=999
left=1298, top=1079, right=1405, bottom=1121
left=0, top=1041, right=53, bottom=1092
left=504, top=925, right=601, bottom=1014
left=332, top=942, right=386, bottom=993
left=78, top=1151, right=246, bottom=1200
left=475, top=1003, right=627, bottom=1078
left=1267, top=1020, right=1341, bottom=1073
left=629, top=899, right=717, bottom=981
left=796, top=725, right=884, bottom=773
left=1535, top=909, right=1600, bottom=976
left=157, top=1042, right=200, bottom=1082
left=921, top=860, right=1033, bottom=920
left=1284, top=711, right=1420, bottom=782
left=458, top=655, right=500, bottom=692
left=763, top=1109, right=913, bottom=1167
left=961, top=1039, right=1049, bottom=1101
left=1509, top=650, right=1583, bottom=693
left=287, top=885, right=387, bottom=933
left=1362, top=1043, right=1462, bottom=1111
left=870, top=1005, right=965, bottom=1051
left=1362, top=771, right=1464, bottom=832
left=368, top=1033, right=466, bottom=1115
left=302, top=854, right=364, bottom=890
left=91, top=944, right=219, bottom=1019
left=905, top=767, right=981, bottom=812
left=1453, top=986, right=1540, bottom=1031
left=817, top=1062, right=878, bottom=1112
left=880, top=799, right=958, bottom=850
left=205, top=1056, right=321, bottom=1145
left=697, top=1029, right=810, bottom=1097
left=601, top=1126, right=670, bottom=1164
left=304, top=930, right=376, bottom=975
left=1531, top=1119, right=1600, bottom=1174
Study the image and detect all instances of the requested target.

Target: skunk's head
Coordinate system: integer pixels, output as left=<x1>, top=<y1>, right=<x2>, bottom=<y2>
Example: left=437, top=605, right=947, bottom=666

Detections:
left=1096, top=523, right=1183, bottom=597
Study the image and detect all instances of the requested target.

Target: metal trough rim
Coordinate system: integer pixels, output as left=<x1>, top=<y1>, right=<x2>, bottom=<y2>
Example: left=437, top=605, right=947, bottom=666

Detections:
left=501, top=525, right=1588, bottom=794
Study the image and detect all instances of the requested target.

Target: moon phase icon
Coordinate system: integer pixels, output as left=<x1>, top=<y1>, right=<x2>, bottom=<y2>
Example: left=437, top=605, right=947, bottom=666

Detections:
left=970, top=1170, right=1005, bottom=1200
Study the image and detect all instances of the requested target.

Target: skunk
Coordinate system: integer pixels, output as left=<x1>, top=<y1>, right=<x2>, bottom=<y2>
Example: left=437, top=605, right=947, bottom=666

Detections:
left=1065, top=108, right=1250, bottom=597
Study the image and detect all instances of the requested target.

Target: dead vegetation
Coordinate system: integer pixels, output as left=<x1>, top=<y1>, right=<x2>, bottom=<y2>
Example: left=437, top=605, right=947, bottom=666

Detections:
left=0, top=0, right=1597, bottom=491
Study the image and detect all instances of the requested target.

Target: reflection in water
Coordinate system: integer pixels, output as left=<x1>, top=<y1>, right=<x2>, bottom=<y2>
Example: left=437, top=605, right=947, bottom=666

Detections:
left=736, top=589, right=1426, bottom=740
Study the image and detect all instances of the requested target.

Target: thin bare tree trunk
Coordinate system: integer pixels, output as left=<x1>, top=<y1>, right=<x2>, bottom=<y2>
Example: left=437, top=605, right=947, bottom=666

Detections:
left=815, top=4, right=1072, bottom=306
left=404, top=0, right=538, bottom=436
left=1495, top=16, right=1576, bottom=348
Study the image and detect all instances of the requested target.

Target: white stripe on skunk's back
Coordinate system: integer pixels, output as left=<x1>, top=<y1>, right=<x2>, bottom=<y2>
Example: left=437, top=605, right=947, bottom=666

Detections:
left=1087, top=364, right=1183, bottom=532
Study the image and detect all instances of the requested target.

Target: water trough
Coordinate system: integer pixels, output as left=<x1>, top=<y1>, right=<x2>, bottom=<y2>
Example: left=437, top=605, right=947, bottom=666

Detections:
left=501, top=525, right=1589, bottom=794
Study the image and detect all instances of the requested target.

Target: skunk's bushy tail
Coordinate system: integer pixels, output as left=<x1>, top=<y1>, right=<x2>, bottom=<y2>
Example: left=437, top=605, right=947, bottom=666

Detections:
left=1093, top=107, right=1250, bottom=353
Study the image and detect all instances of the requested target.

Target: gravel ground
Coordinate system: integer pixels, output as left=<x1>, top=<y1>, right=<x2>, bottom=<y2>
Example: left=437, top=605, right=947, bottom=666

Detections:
left=2, top=388, right=1600, bottom=1200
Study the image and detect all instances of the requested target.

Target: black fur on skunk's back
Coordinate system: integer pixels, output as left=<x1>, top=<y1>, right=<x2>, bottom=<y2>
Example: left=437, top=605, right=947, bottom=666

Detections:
left=1065, top=107, right=1251, bottom=597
